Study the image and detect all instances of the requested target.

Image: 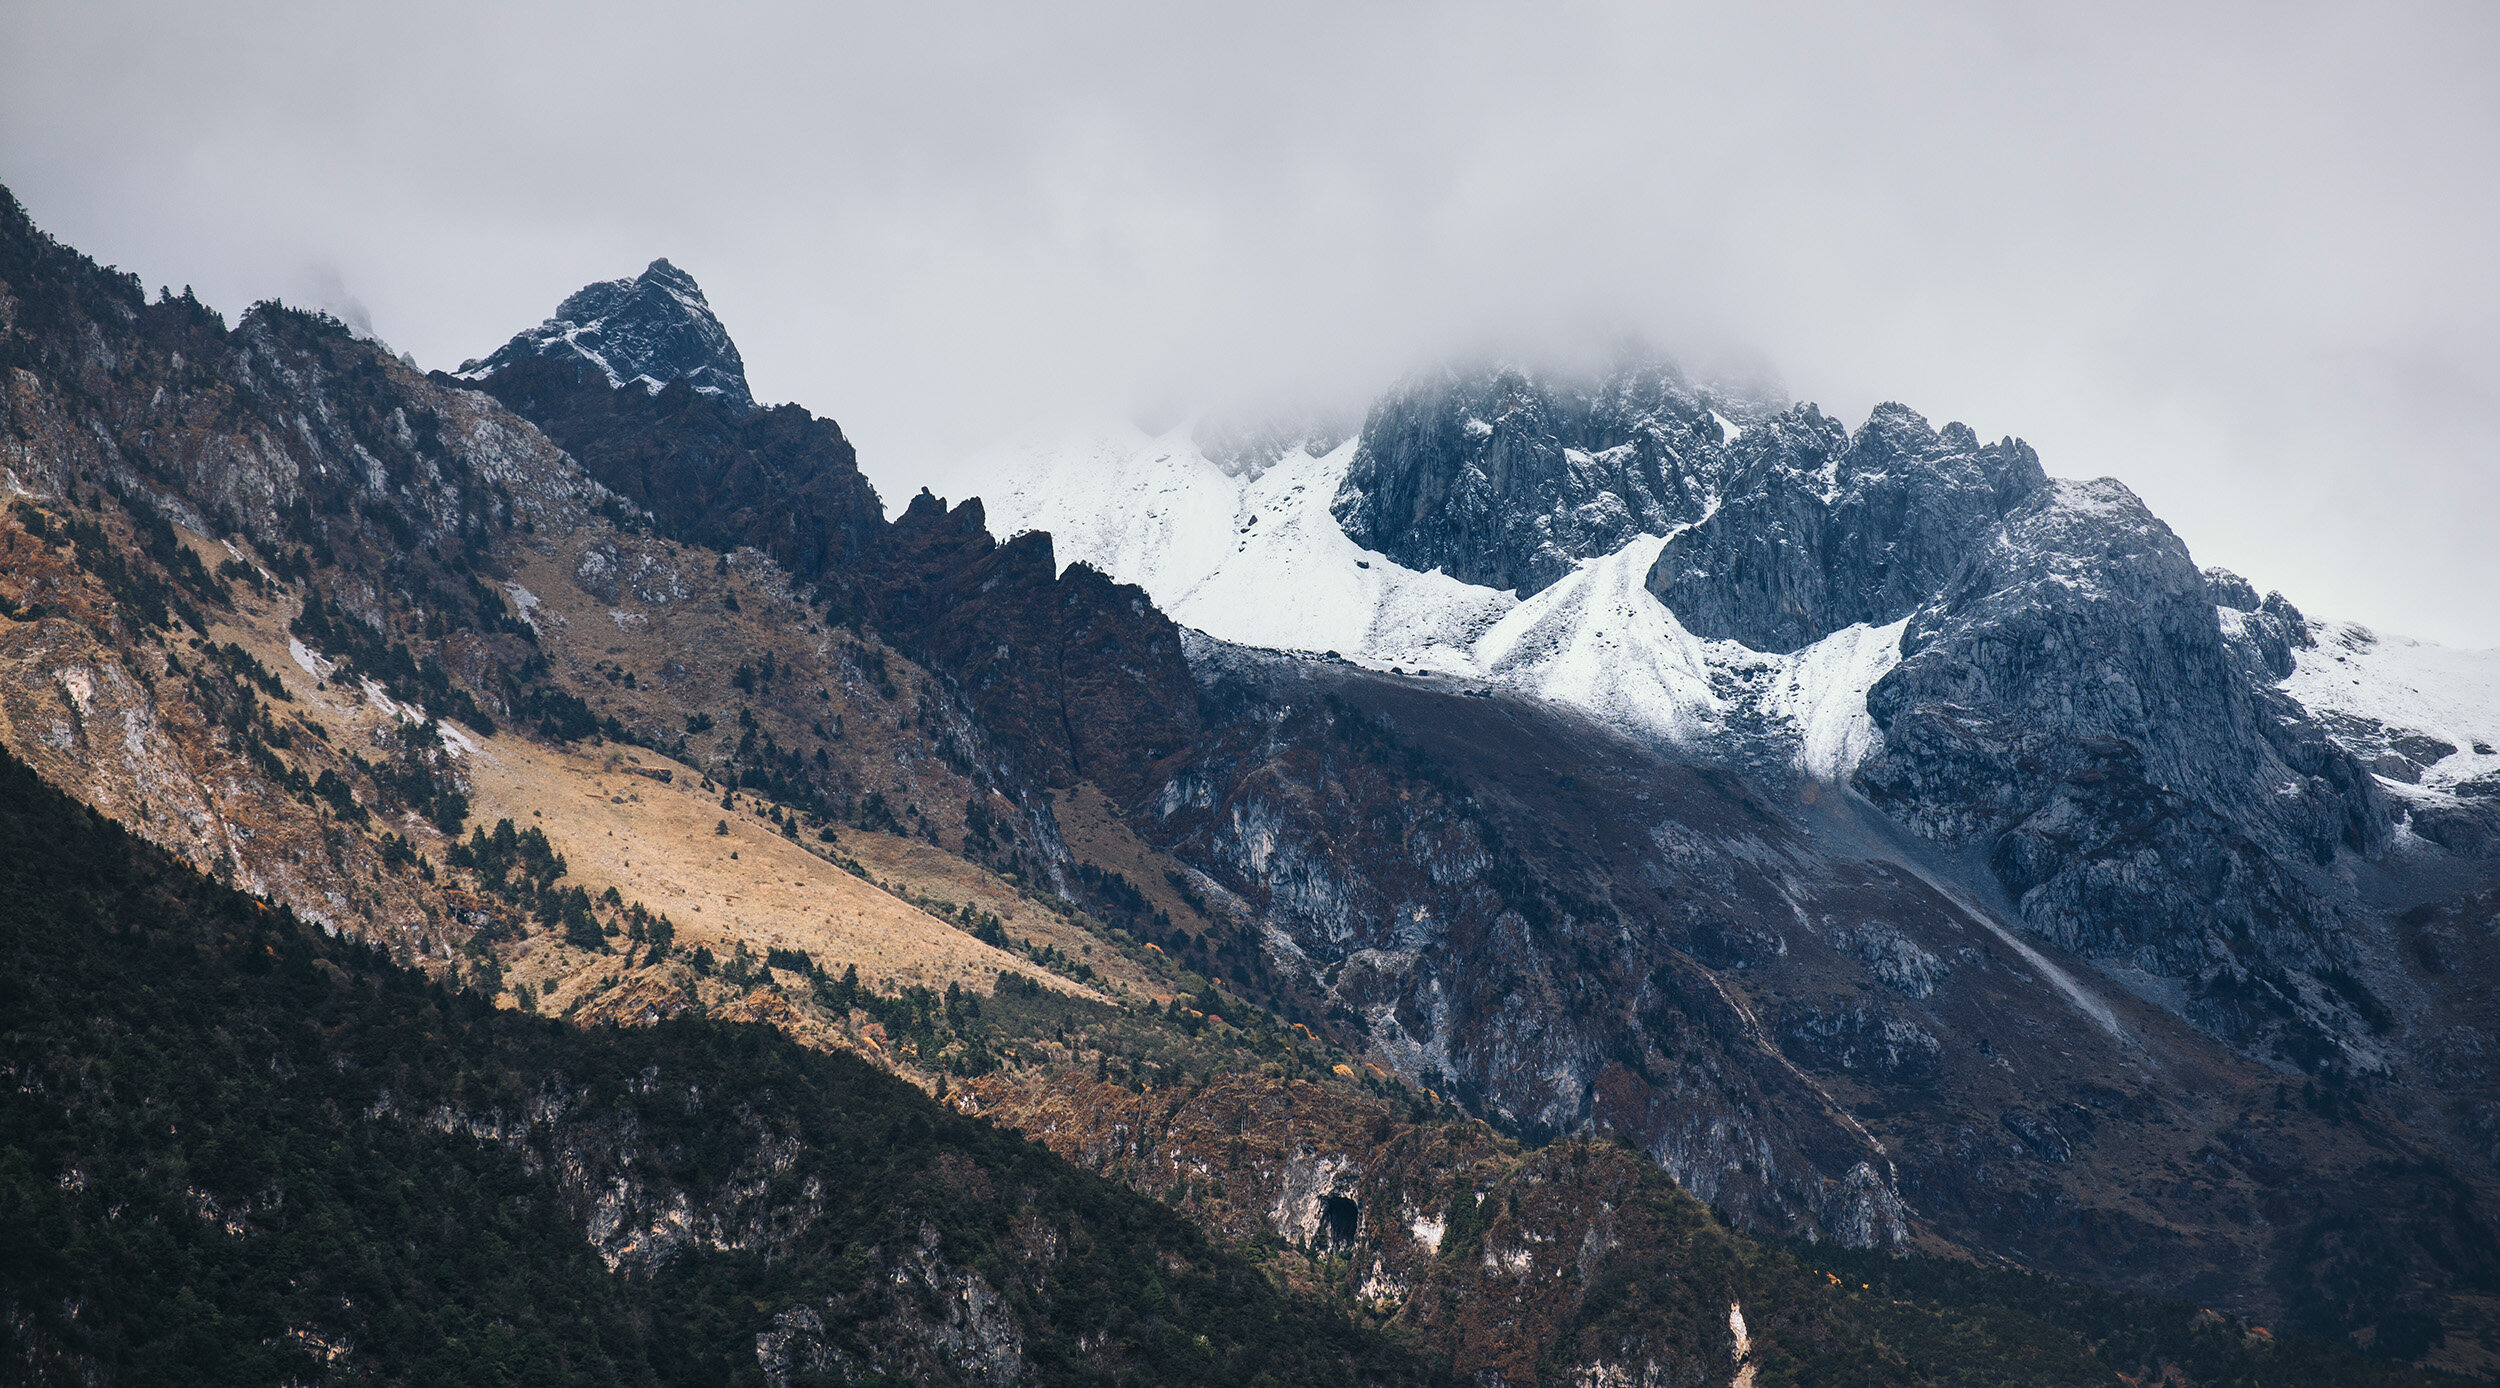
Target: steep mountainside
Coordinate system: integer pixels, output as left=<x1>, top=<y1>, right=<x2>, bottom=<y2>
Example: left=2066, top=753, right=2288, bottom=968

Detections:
left=0, top=741, right=2451, bottom=1386
left=1133, top=643, right=2500, bottom=1359
left=1853, top=478, right=2391, bottom=1057
left=465, top=266, right=1196, bottom=818
left=0, top=745, right=1439, bottom=1388
left=1646, top=401, right=2046, bottom=653
left=470, top=355, right=883, bottom=584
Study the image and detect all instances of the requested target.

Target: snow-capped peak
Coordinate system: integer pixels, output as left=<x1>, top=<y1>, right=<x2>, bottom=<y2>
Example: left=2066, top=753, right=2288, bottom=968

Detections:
left=457, top=258, right=754, bottom=410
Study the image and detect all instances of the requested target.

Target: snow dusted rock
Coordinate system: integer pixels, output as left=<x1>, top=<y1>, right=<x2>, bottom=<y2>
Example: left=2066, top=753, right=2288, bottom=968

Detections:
left=964, top=425, right=1908, bottom=784
left=1861, top=479, right=2382, bottom=862
left=1331, top=357, right=1754, bottom=596
left=1645, top=402, right=2047, bottom=653
left=1191, top=406, right=1355, bottom=481
left=459, top=258, right=753, bottom=410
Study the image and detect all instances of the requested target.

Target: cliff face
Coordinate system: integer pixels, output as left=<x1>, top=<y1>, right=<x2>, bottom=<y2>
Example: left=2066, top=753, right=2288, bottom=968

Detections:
left=964, top=1070, right=1926, bottom=1387
left=470, top=354, right=886, bottom=586
left=1853, top=480, right=2391, bottom=1055
left=870, top=492, right=1202, bottom=807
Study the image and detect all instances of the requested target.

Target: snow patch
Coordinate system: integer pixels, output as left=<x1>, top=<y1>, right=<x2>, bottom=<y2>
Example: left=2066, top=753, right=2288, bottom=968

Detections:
left=288, top=637, right=336, bottom=683
left=1473, top=534, right=1719, bottom=745
left=2282, top=619, right=2500, bottom=794
left=502, top=582, right=543, bottom=636
left=1766, top=618, right=1908, bottom=781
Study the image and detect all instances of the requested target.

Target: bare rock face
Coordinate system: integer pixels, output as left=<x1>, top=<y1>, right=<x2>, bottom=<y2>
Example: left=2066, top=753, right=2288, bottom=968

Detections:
left=1644, top=403, right=2047, bottom=653
left=1852, top=479, right=2389, bottom=1053
left=1331, top=357, right=1748, bottom=596
left=961, top=1069, right=1922, bottom=1387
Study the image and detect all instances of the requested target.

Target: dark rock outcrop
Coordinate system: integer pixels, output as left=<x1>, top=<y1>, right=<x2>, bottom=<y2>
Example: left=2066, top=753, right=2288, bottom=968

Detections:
left=1645, top=403, right=2047, bottom=653
left=871, top=492, right=1201, bottom=806
left=459, top=257, right=753, bottom=409
left=469, top=354, right=885, bottom=583
left=2210, top=569, right=2316, bottom=681
left=1330, top=357, right=1748, bottom=595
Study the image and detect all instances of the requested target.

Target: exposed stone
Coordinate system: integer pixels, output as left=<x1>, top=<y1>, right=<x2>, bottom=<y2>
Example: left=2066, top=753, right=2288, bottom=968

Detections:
left=1331, top=356, right=1749, bottom=596
left=1851, top=479, right=2386, bottom=1039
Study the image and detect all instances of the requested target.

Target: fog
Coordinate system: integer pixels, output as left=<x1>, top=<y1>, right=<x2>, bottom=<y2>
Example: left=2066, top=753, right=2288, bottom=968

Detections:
left=4, top=2, right=2495, bottom=642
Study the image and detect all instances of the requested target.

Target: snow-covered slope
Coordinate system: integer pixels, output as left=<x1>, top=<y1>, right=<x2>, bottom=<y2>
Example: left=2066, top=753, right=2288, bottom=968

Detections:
left=965, top=425, right=1508, bottom=667
left=1471, top=534, right=1718, bottom=744
left=965, top=427, right=1906, bottom=780
left=2282, top=618, right=2500, bottom=796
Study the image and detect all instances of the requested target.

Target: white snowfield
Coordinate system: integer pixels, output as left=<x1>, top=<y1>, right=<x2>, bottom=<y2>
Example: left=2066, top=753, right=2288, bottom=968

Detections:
left=963, top=426, right=1900, bottom=782
left=2281, top=618, right=2500, bottom=797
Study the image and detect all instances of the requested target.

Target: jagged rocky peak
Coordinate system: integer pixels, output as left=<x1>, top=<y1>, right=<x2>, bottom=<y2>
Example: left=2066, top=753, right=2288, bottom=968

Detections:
left=459, top=257, right=753, bottom=410
left=1330, top=353, right=1760, bottom=596
left=1646, top=402, right=2048, bottom=653
left=2203, top=565, right=2264, bottom=612
left=2207, top=566, right=2315, bottom=681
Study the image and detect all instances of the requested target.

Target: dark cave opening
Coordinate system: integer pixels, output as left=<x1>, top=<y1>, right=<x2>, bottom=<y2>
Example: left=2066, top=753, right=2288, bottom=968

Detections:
left=1318, top=1194, right=1359, bottom=1250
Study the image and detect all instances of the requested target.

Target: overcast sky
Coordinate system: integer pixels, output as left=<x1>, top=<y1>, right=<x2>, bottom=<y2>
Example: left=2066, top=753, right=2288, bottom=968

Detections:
left=4, top=2, right=2495, bottom=644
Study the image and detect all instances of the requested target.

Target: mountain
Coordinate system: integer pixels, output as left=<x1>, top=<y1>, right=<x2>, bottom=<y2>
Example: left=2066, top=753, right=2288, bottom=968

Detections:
left=957, top=361, right=2500, bottom=1368
left=459, top=257, right=755, bottom=410
left=4, top=178, right=2498, bottom=1381
left=468, top=349, right=885, bottom=585
left=1646, top=401, right=2046, bottom=653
